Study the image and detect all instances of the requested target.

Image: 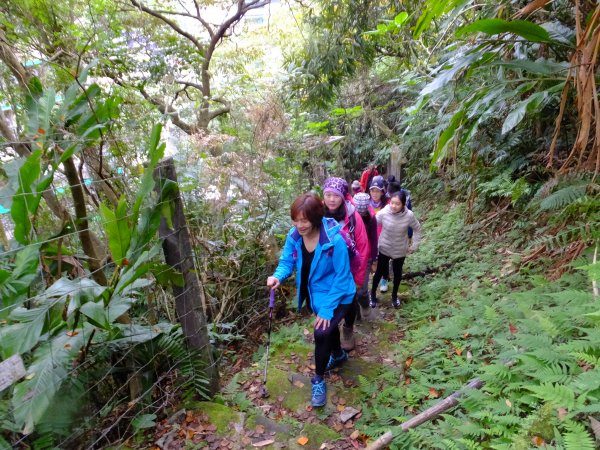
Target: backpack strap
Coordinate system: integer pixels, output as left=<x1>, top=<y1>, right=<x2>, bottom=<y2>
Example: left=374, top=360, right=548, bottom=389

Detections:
left=347, top=213, right=357, bottom=254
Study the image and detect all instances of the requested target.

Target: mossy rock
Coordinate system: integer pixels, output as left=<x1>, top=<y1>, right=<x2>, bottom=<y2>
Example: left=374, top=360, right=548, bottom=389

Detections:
left=187, top=401, right=241, bottom=435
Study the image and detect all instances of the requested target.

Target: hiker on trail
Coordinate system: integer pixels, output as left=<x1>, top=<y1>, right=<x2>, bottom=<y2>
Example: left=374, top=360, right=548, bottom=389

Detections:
left=351, top=180, right=362, bottom=195
left=359, top=163, right=379, bottom=192
left=266, top=193, right=356, bottom=407
left=369, top=175, right=390, bottom=293
left=352, top=193, right=378, bottom=319
left=387, top=179, right=413, bottom=239
left=370, top=190, right=421, bottom=309
left=322, top=177, right=370, bottom=352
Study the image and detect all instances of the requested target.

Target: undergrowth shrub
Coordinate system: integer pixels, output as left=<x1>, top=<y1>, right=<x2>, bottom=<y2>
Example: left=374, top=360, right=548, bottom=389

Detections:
left=359, top=203, right=599, bottom=449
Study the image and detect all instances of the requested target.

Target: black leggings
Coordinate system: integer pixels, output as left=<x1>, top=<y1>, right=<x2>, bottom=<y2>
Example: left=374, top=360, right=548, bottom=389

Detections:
left=372, top=253, right=405, bottom=298
left=314, top=303, right=350, bottom=377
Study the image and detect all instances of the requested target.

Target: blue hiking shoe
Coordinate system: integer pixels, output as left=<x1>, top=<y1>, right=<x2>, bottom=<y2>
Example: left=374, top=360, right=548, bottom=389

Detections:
left=379, top=278, right=389, bottom=292
left=311, top=376, right=327, bottom=407
left=325, top=349, right=348, bottom=372
left=369, top=292, right=378, bottom=308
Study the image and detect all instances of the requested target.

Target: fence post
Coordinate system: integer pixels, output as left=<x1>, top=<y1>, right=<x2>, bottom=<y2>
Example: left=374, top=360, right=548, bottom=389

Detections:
left=153, top=158, right=219, bottom=395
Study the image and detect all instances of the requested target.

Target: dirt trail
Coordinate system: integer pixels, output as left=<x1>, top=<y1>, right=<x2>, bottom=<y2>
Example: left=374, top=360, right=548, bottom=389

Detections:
left=156, top=294, right=409, bottom=450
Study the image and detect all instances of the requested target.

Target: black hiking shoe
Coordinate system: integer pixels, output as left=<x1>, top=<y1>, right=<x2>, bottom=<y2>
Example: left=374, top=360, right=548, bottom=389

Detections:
left=391, top=296, right=401, bottom=308
left=369, top=293, right=378, bottom=308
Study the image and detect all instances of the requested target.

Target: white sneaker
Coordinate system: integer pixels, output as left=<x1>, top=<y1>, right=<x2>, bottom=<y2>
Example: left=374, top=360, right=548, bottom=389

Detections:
left=379, top=279, right=388, bottom=292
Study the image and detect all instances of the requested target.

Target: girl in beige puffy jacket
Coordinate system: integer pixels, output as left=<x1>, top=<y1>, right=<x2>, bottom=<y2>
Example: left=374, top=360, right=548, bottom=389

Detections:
left=369, top=191, right=422, bottom=308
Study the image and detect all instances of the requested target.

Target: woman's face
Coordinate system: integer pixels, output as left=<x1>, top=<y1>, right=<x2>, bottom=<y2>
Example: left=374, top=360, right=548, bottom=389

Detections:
left=370, top=188, right=383, bottom=202
left=389, top=196, right=405, bottom=213
left=324, top=192, right=343, bottom=211
left=292, top=213, right=315, bottom=236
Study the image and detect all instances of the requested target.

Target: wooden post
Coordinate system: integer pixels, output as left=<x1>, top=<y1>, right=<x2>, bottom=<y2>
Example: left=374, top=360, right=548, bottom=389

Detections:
left=0, top=355, right=26, bottom=392
left=154, top=158, right=219, bottom=395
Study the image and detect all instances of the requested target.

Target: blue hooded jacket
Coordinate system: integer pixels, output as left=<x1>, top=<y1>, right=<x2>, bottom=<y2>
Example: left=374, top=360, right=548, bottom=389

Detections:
left=272, top=217, right=356, bottom=320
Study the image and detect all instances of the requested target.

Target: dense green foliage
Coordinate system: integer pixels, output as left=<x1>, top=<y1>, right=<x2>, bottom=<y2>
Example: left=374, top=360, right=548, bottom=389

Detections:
left=0, top=0, right=598, bottom=447
left=356, top=203, right=599, bottom=448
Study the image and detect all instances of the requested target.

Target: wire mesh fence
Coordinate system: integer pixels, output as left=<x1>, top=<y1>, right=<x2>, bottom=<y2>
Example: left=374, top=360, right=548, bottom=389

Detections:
left=0, top=153, right=226, bottom=449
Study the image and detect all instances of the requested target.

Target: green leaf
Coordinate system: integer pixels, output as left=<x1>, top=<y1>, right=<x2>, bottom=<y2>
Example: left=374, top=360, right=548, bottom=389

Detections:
left=456, top=19, right=552, bottom=43
left=12, top=330, right=86, bottom=433
left=132, top=124, right=165, bottom=226
left=494, top=59, right=569, bottom=75
left=80, top=301, right=110, bottom=329
left=394, top=12, right=409, bottom=26
left=0, top=245, right=40, bottom=308
left=0, top=319, right=44, bottom=358
left=132, top=414, right=156, bottom=430
left=502, top=91, right=548, bottom=134
left=99, top=196, right=131, bottom=266
left=431, top=109, right=465, bottom=171
left=11, top=151, right=42, bottom=244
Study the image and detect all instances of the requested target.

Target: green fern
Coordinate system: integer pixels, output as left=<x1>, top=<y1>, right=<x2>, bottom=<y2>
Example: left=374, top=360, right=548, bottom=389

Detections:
left=570, top=352, right=600, bottom=368
left=156, top=330, right=210, bottom=400
left=538, top=184, right=588, bottom=211
left=526, top=383, right=576, bottom=409
left=562, top=420, right=596, bottom=450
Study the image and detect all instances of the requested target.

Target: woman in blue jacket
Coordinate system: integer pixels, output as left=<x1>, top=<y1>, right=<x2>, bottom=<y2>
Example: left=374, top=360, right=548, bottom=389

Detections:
left=267, top=193, right=356, bottom=407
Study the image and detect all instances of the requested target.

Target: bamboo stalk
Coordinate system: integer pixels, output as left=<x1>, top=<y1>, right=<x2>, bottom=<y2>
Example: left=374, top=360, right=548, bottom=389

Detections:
left=365, top=378, right=484, bottom=450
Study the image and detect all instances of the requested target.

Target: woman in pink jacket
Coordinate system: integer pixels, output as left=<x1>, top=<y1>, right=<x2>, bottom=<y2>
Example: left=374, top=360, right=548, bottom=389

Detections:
left=322, top=177, right=370, bottom=354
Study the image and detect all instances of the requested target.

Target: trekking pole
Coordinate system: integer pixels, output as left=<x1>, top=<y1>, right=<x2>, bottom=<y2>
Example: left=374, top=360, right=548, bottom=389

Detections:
left=259, top=289, right=276, bottom=398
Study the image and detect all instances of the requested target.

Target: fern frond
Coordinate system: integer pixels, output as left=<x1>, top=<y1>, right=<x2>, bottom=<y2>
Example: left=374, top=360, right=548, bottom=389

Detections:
left=530, top=221, right=600, bottom=251
left=562, top=420, right=595, bottom=450
left=539, top=184, right=588, bottom=211
left=526, top=383, right=576, bottom=409
left=571, top=369, right=600, bottom=392
left=570, top=352, right=600, bottom=368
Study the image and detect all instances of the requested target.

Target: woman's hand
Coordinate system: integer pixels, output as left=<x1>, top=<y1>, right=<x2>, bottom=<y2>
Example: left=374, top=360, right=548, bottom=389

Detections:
left=314, top=315, right=330, bottom=331
left=266, top=276, right=280, bottom=289
left=371, top=261, right=377, bottom=273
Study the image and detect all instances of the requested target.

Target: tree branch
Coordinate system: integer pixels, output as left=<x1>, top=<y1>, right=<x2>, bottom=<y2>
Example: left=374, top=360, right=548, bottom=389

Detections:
left=175, top=79, right=204, bottom=91
left=138, top=86, right=195, bottom=134
left=0, top=28, right=32, bottom=91
left=129, top=0, right=206, bottom=53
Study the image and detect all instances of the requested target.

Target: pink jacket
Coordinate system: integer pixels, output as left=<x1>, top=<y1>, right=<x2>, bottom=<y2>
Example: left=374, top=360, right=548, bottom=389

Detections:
left=341, top=202, right=370, bottom=286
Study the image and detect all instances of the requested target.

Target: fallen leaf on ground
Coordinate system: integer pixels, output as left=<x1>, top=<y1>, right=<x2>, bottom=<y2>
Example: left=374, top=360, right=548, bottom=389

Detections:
left=557, top=407, right=568, bottom=421
left=429, top=388, right=440, bottom=398
left=255, top=424, right=265, bottom=434
left=350, top=430, right=360, bottom=440
left=531, top=436, right=545, bottom=446
left=293, top=380, right=305, bottom=388
left=509, top=323, right=518, bottom=334
left=405, top=356, right=413, bottom=367
left=455, top=347, right=463, bottom=356
left=297, top=436, right=309, bottom=445
left=252, top=439, right=275, bottom=447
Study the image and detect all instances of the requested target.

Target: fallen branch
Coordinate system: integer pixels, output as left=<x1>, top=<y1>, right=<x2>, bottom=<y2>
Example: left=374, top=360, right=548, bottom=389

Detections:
left=365, top=377, right=484, bottom=450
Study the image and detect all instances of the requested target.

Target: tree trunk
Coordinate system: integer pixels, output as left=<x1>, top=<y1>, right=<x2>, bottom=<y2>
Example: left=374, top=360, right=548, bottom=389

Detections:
left=62, top=156, right=108, bottom=286
left=154, top=158, right=219, bottom=395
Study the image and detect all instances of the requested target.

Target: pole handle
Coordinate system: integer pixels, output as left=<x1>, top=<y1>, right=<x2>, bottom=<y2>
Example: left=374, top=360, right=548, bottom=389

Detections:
left=269, top=289, right=276, bottom=308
